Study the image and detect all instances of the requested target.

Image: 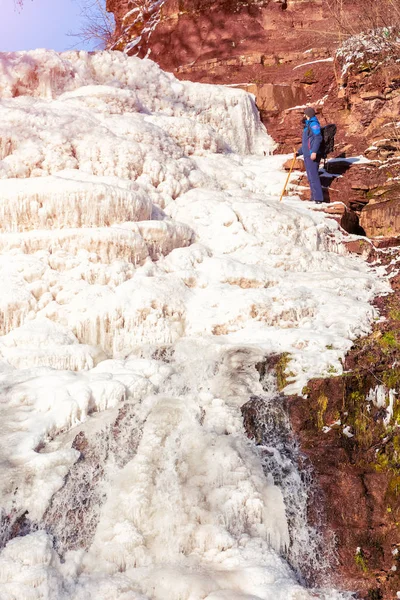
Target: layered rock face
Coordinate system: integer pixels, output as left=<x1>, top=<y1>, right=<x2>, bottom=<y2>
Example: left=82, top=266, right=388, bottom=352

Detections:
left=287, top=259, right=400, bottom=600
left=108, top=0, right=346, bottom=104
left=361, top=197, right=400, bottom=238
left=109, top=0, right=331, bottom=78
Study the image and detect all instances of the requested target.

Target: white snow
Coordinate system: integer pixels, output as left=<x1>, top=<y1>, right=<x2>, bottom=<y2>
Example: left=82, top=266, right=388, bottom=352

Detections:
left=366, top=385, right=397, bottom=426
left=336, top=28, right=400, bottom=75
left=327, top=156, right=371, bottom=165
left=293, top=58, right=334, bottom=70
left=0, top=49, right=386, bottom=600
left=342, top=425, right=354, bottom=438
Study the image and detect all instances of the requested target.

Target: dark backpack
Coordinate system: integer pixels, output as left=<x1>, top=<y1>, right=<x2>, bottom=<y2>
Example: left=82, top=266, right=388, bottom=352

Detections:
left=320, top=124, right=337, bottom=158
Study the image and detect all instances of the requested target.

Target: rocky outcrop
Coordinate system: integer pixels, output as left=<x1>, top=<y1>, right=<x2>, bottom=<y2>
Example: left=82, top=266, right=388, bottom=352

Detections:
left=106, top=0, right=130, bottom=37
left=289, top=255, right=400, bottom=599
left=361, top=197, right=400, bottom=238
left=336, top=64, right=400, bottom=238
left=239, top=83, right=308, bottom=115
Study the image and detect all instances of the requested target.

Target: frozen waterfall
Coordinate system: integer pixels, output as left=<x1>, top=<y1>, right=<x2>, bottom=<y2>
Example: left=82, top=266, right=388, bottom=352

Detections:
left=0, top=49, right=387, bottom=599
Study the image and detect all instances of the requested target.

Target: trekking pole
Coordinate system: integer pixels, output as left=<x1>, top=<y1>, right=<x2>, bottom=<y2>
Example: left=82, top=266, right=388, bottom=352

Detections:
left=279, top=148, right=297, bottom=202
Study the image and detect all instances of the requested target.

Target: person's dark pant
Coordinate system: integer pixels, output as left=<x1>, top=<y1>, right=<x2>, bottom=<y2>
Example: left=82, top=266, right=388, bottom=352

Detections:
left=304, top=155, right=323, bottom=202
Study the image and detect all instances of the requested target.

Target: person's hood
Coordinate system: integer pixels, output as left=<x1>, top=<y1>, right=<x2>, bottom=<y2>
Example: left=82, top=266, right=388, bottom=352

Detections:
left=304, top=115, right=319, bottom=128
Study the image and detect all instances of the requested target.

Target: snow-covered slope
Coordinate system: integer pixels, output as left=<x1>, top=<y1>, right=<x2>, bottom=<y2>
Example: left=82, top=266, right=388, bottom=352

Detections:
left=0, top=50, right=387, bottom=599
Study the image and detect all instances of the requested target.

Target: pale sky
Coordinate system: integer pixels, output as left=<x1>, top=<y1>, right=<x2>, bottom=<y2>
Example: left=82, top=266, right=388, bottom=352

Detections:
left=0, top=0, right=105, bottom=52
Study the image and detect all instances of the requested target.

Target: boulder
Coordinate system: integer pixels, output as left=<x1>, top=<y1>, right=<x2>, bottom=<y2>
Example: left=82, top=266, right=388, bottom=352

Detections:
left=283, top=157, right=304, bottom=171
left=360, top=90, right=386, bottom=101
left=243, top=83, right=308, bottom=114
left=360, top=197, right=400, bottom=237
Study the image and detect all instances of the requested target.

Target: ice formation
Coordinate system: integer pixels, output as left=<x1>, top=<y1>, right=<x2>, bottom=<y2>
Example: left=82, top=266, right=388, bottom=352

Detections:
left=0, top=50, right=387, bottom=599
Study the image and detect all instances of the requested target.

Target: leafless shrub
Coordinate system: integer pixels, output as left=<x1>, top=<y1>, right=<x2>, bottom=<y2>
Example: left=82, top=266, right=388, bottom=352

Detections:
left=325, top=0, right=400, bottom=38
left=68, top=0, right=116, bottom=50
left=325, top=0, right=400, bottom=80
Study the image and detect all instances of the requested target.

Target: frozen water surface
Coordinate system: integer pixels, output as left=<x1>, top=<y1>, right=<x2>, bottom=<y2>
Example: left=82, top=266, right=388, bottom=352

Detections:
left=0, top=49, right=387, bottom=599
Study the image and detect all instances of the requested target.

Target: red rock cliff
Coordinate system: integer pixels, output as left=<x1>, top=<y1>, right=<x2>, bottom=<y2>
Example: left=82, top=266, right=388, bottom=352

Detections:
left=107, top=0, right=347, bottom=90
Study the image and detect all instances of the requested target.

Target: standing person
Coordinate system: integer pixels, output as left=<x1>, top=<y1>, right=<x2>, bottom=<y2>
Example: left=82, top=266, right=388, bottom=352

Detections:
left=297, top=107, right=324, bottom=204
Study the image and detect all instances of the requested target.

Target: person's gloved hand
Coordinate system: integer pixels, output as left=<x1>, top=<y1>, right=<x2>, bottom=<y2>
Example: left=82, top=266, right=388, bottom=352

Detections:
left=311, top=152, right=317, bottom=161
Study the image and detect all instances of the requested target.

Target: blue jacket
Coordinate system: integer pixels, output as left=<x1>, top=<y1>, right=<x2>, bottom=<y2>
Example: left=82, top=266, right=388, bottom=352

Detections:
left=298, top=116, right=322, bottom=157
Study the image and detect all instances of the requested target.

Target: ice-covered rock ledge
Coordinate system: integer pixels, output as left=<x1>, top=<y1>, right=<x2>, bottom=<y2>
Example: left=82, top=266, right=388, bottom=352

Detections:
left=0, top=50, right=386, bottom=600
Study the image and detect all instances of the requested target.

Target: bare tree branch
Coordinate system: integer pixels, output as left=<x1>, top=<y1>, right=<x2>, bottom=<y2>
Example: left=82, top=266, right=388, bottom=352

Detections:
left=67, top=0, right=115, bottom=50
left=13, top=0, right=26, bottom=10
left=13, top=0, right=115, bottom=49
